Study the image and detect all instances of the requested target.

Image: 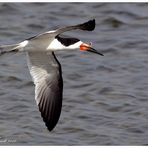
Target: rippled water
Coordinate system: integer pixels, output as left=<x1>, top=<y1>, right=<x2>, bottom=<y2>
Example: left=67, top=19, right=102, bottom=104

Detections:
left=0, top=3, right=148, bottom=145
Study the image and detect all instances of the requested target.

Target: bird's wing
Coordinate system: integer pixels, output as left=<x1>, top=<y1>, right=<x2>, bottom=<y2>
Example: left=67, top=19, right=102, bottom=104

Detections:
left=26, top=51, right=63, bottom=131
left=28, top=19, right=95, bottom=41
left=53, top=19, right=95, bottom=35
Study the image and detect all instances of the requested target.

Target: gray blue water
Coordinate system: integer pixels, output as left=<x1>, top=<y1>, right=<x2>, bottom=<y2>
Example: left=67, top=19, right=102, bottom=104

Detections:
left=0, top=3, right=148, bottom=145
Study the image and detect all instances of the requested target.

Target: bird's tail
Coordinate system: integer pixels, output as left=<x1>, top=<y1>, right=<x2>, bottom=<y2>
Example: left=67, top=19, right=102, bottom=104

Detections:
left=0, top=43, right=23, bottom=55
left=0, top=40, right=28, bottom=55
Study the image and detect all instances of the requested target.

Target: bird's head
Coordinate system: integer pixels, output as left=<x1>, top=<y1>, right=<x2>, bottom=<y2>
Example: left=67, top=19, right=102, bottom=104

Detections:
left=48, top=35, right=103, bottom=56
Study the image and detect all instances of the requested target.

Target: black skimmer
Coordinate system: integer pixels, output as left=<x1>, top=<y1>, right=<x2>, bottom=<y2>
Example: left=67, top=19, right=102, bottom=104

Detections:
left=0, top=19, right=103, bottom=131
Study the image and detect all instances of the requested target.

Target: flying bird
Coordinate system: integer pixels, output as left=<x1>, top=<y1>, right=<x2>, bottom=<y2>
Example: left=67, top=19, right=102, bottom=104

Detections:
left=0, top=19, right=103, bottom=131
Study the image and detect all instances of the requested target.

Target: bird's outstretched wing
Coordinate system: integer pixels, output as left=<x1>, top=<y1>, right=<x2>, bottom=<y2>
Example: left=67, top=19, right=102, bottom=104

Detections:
left=27, top=51, right=63, bottom=131
left=28, top=19, right=95, bottom=41
left=53, top=19, right=95, bottom=35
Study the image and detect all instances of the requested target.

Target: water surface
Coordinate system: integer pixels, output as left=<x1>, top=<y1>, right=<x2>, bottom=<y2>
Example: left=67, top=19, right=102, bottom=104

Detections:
left=0, top=3, right=148, bottom=145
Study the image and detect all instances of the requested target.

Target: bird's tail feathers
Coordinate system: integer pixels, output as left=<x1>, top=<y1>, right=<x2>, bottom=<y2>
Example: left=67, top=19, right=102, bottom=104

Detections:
left=0, top=42, right=25, bottom=55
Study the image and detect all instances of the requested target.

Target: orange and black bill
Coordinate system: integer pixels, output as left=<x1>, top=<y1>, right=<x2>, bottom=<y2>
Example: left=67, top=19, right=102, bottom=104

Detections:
left=80, top=43, right=104, bottom=56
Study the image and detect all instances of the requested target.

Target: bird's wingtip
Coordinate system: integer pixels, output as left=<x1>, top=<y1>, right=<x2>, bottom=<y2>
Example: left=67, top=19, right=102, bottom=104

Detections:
left=79, top=19, right=96, bottom=31
left=46, top=124, right=56, bottom=132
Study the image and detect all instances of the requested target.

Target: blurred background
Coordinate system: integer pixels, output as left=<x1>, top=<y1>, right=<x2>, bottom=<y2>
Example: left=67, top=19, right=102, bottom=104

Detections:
left=0, top=3, right=148, bottom=145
